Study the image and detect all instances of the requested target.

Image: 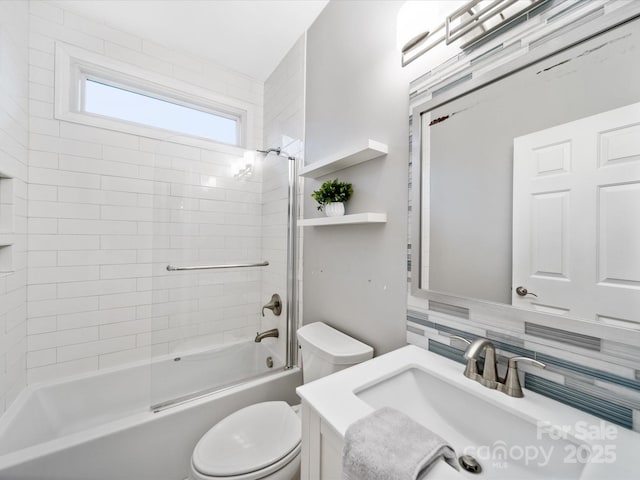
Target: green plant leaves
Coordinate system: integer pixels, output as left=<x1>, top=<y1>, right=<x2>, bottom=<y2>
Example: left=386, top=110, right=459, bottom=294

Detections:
left=311, top=179, right=353, bottom=211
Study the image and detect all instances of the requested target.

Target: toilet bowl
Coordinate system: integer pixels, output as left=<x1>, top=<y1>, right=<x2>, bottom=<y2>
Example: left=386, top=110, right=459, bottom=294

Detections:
left=190, top=401, right=301, bottom=480
left=190, top=322, right=373, bottom=480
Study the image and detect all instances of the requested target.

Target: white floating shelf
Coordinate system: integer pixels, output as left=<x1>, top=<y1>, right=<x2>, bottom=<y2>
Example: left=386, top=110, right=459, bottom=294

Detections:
left=299, top=139, right=388, bottom=178
left=299, top=213, right=387, bottom=227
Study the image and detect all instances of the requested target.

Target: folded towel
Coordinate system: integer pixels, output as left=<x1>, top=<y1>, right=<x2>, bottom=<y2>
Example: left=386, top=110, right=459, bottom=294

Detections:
left=342, top=407, right=458, bottom=480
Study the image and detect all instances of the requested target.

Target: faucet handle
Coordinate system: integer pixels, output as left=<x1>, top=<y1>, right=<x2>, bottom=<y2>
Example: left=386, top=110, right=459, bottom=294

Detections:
left=448, top=335, right=471, bottom=347
left=449, top=335, right=479, bottom=380
left=500, top=356, right=546, bottom=398
left=261, top=293, right=282, bottom=317
left=508, top=356, right=546, bottom=370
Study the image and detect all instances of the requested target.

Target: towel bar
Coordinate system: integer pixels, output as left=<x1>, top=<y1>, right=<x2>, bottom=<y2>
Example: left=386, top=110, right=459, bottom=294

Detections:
left=166, top=261, right=269, bottom=271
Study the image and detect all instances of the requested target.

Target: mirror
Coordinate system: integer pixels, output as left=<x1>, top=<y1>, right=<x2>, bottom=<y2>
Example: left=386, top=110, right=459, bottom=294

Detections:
left=417, top=17, right=640, bottom=326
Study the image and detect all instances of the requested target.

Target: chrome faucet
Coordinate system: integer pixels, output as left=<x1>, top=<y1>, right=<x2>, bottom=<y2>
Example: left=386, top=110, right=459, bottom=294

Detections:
left=254, top=328, right=279, bottom=342
left=452, top=336, right=545, bottom=397
left=464, top=338, right=499, bottom=389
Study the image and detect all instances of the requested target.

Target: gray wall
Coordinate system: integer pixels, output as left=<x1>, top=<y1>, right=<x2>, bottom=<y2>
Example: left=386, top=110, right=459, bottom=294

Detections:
left=303, top=1, right=409, bottom=355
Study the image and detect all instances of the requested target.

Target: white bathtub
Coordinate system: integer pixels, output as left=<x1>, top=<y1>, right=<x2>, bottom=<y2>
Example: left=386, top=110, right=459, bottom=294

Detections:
left=0, top=341, right=302, bottom=480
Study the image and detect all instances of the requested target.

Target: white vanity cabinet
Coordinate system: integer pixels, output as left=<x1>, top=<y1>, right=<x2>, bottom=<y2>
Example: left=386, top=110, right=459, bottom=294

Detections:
left=300, top=401, right=344, bottom=480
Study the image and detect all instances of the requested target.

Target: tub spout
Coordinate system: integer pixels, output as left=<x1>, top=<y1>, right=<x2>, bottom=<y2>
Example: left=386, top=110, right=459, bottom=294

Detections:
left=254, top=328, right=279, bottom=342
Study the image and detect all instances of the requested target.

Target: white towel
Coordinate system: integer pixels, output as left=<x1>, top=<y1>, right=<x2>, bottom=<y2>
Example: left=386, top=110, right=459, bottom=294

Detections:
left=342, top=407, right=458, bottom=480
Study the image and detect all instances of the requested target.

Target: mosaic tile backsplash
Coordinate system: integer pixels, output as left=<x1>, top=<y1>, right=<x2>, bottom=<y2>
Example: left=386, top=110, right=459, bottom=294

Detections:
left=406, top=307, right=640, bottom=432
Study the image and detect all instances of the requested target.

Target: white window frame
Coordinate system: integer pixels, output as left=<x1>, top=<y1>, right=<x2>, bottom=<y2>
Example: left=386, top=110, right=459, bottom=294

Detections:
left=54, top=42, right=255, bottom=152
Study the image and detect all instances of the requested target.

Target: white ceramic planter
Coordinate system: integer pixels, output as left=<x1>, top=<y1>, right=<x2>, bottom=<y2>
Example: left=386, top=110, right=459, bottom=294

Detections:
left=324, top=202, right=345, bottom=217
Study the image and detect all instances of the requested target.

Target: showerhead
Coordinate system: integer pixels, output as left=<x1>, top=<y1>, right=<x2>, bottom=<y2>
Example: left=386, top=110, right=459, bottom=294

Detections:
left=256, top=147, right=281, bottom=156
left=256, top=147, right=295, bottom=161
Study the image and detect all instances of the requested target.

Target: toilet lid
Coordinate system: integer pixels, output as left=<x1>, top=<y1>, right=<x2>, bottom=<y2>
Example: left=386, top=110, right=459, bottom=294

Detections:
left=192, top=401, right=301, bottom=477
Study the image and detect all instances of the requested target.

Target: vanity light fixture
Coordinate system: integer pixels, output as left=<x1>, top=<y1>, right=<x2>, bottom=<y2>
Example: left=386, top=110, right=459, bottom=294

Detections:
left=397, top=1, right=465, bottom=67
left=397, top=0, right=543, bottom=67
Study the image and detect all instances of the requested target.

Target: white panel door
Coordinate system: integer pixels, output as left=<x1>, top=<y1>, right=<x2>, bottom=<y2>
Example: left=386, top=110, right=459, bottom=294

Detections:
left=513, top=102, right=640, bottom=326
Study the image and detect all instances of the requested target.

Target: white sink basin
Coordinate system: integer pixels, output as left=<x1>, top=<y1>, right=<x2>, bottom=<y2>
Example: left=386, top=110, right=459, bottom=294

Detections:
left=297, top=345, right=640, bottom=480
left=356, top=366, right=584, bottom=479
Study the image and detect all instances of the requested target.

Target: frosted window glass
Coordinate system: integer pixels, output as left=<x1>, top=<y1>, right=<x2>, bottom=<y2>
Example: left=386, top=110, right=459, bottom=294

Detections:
left=84, top=80, right=239, bottom=145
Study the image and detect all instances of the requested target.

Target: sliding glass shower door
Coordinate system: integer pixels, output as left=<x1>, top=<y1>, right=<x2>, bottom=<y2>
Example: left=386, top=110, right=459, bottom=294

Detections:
left=148, top=138, right=291, bottom=410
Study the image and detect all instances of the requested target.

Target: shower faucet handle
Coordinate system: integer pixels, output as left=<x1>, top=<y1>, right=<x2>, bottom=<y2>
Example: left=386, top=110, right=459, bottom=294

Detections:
left=262, top=293, right=282, bottom=317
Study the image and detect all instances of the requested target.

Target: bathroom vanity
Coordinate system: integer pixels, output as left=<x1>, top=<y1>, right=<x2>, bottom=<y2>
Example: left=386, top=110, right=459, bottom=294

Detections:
left=297, top=345, right=640, bottom=480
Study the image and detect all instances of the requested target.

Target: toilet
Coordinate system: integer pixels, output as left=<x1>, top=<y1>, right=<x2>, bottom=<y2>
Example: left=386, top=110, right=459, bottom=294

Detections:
left=190, top=322, right=374, bottom=480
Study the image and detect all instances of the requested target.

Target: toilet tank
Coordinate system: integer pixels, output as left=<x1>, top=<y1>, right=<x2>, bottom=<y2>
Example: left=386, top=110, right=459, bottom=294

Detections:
left=297, top=322, right=373, bottom=384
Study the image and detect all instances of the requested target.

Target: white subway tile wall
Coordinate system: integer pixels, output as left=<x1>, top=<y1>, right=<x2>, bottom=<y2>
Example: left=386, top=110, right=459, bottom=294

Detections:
left=0, top=1, right=29, bottom=414
left=25, top=1, right=267, bottom=384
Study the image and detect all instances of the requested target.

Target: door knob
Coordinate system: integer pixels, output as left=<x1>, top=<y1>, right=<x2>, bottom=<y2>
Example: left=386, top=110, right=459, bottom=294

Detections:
left=515, top=286, right=537, bottom=297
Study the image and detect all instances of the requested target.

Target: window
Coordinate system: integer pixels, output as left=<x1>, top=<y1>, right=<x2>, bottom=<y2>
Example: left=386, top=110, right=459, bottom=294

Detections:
left=55, top=43, right=253, bottom=150
left=83, top=79, right=240, bottom=145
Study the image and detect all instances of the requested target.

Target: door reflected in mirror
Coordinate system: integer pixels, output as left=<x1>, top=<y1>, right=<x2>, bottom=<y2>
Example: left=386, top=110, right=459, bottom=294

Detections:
left=418, top=17, right=640, bottom=327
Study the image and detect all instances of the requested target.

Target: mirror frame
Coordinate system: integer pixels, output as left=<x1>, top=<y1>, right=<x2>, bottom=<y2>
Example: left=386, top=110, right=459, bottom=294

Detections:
left=409, top=2, right=640, bottom=341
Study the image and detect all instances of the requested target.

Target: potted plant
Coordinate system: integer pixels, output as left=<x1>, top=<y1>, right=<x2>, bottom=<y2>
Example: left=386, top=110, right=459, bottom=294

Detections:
left=311, top=179, right=353, bottom=217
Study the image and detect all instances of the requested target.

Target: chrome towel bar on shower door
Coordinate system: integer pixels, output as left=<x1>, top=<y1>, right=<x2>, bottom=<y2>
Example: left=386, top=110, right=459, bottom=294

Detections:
left=166, top=261, right=269, bottom=271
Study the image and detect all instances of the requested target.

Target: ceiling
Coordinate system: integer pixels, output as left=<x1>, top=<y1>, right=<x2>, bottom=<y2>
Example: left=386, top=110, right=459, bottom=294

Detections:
left=53, top=0, right=329, bottom=81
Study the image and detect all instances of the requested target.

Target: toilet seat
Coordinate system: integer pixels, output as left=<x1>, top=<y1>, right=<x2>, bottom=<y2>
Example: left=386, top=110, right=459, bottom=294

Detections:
left=191, top=444, right=301, bottom=480
left=191, top=401, right=301, bottom=480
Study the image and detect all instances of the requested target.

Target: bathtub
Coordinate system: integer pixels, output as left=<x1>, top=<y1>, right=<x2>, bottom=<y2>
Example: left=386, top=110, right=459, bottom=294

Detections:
left=0, top=340, right=302, bottom=480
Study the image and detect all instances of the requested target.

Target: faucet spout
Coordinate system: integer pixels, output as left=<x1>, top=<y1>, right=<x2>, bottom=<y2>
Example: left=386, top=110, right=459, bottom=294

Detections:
left=464, top=338, right=493, bottom=360
left=464, top=338, right=499, bottom=389
left=254, top=328, right=279, bottom=343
